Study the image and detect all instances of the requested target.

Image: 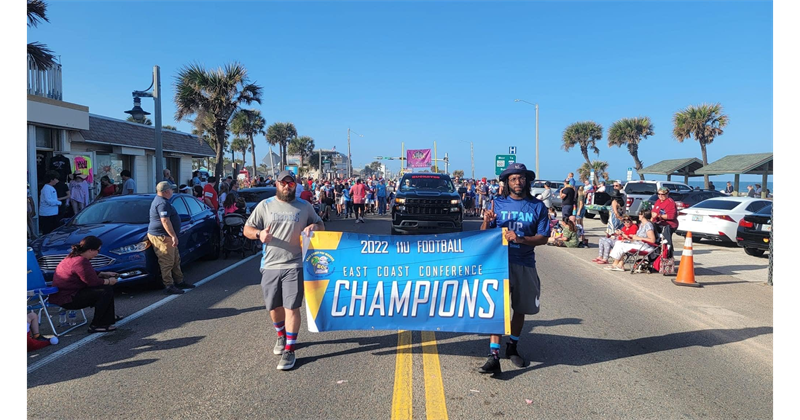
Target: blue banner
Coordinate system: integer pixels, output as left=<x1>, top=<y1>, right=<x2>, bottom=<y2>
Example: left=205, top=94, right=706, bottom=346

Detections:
left=301, top=229, right=510, bottom=334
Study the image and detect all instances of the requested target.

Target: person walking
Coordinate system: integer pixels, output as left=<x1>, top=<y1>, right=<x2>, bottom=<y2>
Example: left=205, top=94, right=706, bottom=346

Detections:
left=377, top=179, right=387, bottom=215
left=350, top=178, right=367, bottom=223
left=343, top=183, right=353, bottom=218
left=147, top=181, right=194, bottom=295
left=480, top=163, right=550, bottom=375
left=244, top=170, right=324, bottom=371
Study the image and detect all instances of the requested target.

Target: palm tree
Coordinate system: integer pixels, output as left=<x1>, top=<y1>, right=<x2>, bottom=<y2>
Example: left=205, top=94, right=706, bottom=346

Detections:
left=27, top=0, right=56, bottom=69
left=126, top=115, right=153, bottom=125
left=174, top=62, right=263, bottom=178
left=288, top=136, right=315, bottom=169
left=672, top=103, right=729, bottom=189
left=230, top=109, right=266, bottom=179
left=562, top=121, right=603, bottom=166
left=608, top=117, right=654, bottom=180
left=577, top=160, right=610, bottom=184
left=230, top=137, right=251, bottom=170
left=266, top=122, right=298, bottom=168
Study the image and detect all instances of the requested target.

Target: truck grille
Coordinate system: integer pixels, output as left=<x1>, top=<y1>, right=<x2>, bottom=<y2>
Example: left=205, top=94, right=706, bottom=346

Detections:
left=405, top=198, right=450, bottom=215
left=37, top=254, right=116, bottom=271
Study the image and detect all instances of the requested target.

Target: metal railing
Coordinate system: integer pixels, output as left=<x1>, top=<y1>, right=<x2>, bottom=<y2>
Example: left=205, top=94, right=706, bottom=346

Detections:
left=27, top=56, right=62, bottom=101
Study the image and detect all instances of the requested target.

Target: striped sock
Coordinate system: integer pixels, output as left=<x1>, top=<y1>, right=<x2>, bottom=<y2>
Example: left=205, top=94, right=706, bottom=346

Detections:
left=490, top=342, right=500, bottom=357
left=285, top=331, right=298, bottom=352
left=274, top=321, right=285, bottom=338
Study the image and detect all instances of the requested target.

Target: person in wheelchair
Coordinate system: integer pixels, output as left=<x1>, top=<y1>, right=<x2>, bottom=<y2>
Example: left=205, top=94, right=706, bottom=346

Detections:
left=606, top=209, right=657, bottom=272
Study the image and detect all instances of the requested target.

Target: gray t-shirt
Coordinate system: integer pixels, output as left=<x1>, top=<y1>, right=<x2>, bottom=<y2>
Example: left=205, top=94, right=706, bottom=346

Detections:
left=122, top=178, right=136, bottom=195
left=246, top=196, right=323, bottom=269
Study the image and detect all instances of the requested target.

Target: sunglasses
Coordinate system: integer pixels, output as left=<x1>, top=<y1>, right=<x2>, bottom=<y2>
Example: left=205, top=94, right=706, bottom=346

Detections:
left=658, top=193, right=667, bottom=196
left=279, top=180, right=296, bottom=188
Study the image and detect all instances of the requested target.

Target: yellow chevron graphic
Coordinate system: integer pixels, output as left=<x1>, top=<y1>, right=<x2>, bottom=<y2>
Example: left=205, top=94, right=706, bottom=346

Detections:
left=304, top=279, right=329, bottom=321
left=501, top=227, right=508, bottom=246
left=307, top=231, right=343, bottom=250
left=503, top=278, right=511, bottom=335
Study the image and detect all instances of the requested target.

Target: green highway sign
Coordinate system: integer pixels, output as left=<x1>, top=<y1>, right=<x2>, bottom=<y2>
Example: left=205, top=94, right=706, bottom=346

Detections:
left=495, top=154, right=516, bottom=176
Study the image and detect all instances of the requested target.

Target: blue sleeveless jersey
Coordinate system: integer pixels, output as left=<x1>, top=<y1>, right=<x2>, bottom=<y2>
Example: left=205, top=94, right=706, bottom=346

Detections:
left=489, top=196, right=550, bottom=267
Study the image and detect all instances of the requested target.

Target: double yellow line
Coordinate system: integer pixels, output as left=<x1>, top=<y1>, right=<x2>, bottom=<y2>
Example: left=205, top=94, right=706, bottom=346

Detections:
left=391, top=330, right=448, bottom=420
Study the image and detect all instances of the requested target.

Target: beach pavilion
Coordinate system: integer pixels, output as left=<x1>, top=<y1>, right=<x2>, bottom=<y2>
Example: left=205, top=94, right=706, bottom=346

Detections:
left=638, top=158, right=705, bottom=183
left=694, top=153, right=773, bottom=198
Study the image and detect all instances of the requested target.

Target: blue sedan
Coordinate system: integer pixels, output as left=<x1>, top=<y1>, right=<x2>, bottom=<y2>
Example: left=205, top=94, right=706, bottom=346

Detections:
left=31, top=193, right=220, bottom=286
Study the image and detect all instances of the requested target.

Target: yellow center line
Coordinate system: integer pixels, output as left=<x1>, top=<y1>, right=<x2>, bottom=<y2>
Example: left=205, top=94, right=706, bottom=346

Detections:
left=421, top=330, right=449, bottom=420
left=391, top=330, right=413, bottom=420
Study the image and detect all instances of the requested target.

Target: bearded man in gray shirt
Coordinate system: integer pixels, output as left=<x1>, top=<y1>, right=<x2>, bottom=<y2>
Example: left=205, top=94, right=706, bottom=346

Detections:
left=244, top=170, right=324, bottom=371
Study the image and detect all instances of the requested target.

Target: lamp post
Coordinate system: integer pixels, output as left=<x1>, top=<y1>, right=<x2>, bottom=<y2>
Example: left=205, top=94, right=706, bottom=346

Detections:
left=459, top=141, right=474, bottom=180
left=125, top=65, right=163, bottom=189
left=347, top=127, right=364, bottom=179
left=514, top=99, right=539, bottom=177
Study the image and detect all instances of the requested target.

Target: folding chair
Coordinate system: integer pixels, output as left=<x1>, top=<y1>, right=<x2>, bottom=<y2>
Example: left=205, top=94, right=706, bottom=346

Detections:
left=27, top=247, right=87, bottom=336
left=623, top=240, right=659, bottom=274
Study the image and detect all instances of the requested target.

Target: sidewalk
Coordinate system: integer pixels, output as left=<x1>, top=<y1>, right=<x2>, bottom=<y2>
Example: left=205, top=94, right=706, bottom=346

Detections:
left=580, top=217, right=771, bottom=284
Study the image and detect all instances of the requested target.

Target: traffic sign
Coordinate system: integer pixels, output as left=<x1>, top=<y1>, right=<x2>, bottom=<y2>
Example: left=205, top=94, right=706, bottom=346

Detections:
left=509, top=146, right=516, bottom=155
left=627, top=167, right=633, bottom=181
left=495, top=154, right=516, bottom=176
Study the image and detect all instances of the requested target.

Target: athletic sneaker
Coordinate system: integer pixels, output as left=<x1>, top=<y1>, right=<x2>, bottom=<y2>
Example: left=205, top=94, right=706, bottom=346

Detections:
left=359, top=217, right=365, bottom=223
left=505, top=341, right=526, bottom=368
left=478, top=354, right=501, bottom=374
left=277, top=350, right=296, bottom=370
left=273, top=336, right=286, bottom=355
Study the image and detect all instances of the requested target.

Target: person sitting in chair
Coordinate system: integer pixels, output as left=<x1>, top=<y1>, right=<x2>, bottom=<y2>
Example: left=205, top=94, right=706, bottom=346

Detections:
left=606, top=210, right=656, bottom=272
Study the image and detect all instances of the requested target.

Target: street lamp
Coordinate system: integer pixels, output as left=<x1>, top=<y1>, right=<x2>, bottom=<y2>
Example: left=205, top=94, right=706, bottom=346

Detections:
left=514, top=99, right=539, bottom=177
left=125, top=65, right=163, bottom=189
left=459, top=140, right=474, bottom=180
left=347, top=127, right=364, bottom=179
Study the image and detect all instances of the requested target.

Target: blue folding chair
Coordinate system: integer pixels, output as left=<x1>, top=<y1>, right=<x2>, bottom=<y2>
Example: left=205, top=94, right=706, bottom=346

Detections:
left=27, top=247, right=87, bottom=336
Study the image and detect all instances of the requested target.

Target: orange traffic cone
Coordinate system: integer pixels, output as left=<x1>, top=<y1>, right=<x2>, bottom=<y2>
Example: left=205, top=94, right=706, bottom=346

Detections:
left=673, top=231, right=702, bottom=288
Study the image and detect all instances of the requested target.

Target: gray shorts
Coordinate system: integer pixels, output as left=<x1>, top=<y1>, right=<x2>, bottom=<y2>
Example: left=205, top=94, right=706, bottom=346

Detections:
left=509, top=263, right=541, bottom=315
left=260, top=268, right=305, bottom=311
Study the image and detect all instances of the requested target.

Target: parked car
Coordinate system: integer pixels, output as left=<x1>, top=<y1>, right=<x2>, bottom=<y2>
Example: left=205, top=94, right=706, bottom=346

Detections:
left=30, top=193, right=220, bottom=286
left=237, top=187, right=277, bottom=214
left=530, top=181, right=565, bottom=209
left=644, top=189, right=727, bottom=211
left=736, top=203, right=772, bottom=256
left=675, top=197, right=772, bottom=243
left=624, top=180, right=693, bottom=216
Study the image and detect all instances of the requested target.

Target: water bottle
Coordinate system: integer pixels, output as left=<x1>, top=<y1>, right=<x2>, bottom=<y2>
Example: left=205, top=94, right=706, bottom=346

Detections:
left=68, top=310, right=77, bottom=326
left=58, top=310, right=67, bottom=326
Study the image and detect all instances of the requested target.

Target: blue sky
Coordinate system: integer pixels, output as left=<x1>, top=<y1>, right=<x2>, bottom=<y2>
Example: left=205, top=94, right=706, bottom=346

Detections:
left=26, top=0, right=773, bottom=182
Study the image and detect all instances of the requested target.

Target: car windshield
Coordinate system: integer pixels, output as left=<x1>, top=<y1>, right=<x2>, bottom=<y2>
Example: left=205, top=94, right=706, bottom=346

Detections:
left=624, top=183, right=658, bottom=195
left=239, top=189, right=276, bottom=203
left=71, top=198, right=151, bottom=224
left=756, top=204, right=773, bottom=215
left=400, top=175, right=455, bottom=192
left=690, top=199, right=741, bottom=211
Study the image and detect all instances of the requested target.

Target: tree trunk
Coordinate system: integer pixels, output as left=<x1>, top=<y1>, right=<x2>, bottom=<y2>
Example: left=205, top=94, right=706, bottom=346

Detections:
left=249, top=134, right=258, bottom=179
left=632, top=153, right=645, bottom=180
left=214, top=125, right=226, bottom=180
left=700, top=142, right=709, bottom=189
left=581, top=146, right=591, bottom=166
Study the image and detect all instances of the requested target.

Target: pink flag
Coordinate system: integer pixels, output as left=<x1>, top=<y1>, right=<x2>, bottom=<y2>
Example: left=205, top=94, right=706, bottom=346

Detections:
left=406, top=149, right=431, bottom=168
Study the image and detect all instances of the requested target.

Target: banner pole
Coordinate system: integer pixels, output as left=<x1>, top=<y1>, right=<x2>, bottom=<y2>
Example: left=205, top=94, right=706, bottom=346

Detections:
left=434, top=141, right=437, bottom=173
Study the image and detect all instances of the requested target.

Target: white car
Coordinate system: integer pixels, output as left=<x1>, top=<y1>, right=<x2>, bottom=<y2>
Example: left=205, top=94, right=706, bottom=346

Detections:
left=675, top=197, right=772, bottom=243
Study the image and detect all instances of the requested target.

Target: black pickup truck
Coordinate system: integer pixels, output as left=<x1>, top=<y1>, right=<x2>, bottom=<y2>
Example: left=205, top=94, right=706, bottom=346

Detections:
left=391, top=173, right=464, bottom=235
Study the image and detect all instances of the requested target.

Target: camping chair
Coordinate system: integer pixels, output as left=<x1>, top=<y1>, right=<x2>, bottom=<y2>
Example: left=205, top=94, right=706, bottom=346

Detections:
left=27, top=247, right=87, bottom=336
left=622, top=240, right=660, bottom=274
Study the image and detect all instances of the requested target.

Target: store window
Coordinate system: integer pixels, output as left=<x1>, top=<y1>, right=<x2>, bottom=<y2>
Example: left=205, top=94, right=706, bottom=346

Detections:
left=35, top=126, right=56, bottom=149
left=95, top=154, right=130, bottom=184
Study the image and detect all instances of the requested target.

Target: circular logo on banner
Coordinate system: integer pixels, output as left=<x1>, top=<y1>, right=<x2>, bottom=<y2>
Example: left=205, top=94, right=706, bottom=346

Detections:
left=305, top=251, right=335, bottom=278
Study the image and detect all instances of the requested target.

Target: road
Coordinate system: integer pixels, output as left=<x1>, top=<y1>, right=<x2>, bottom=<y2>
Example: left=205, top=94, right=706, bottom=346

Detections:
left=27, top=213, right=773, bottom=419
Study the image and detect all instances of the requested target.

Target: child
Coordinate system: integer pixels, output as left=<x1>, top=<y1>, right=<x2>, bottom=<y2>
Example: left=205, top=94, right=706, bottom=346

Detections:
left=233, top=197, right=248, bottom=215
left=68, top=172, right=89, bottom=216
left=27, top=312, right=57, bottom=352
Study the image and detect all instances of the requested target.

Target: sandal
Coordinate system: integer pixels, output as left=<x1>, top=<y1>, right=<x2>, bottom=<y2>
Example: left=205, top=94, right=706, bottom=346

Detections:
left=88, top=325, right=117, bottom=333
left=596, top=260, right=608, bottom=264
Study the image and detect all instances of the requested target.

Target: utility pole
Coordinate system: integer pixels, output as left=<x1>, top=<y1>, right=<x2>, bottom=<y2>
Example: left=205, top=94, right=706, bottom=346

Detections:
left=470, top=142, right=474, bottom=180
left=535, top=103, right=539, bottom=177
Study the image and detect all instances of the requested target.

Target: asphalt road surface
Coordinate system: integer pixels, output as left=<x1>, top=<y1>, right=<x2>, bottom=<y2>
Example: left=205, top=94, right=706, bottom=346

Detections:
left=27, top=212, right=773, bottom=420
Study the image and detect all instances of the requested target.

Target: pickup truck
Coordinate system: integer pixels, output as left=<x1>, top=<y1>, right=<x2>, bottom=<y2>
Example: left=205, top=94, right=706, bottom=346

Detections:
left=623, top=181, right=693, bottom=216
left=391, top=173, right=463, bottom=235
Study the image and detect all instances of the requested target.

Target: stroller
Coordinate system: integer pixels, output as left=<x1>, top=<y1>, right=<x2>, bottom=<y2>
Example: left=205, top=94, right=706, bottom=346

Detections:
left=221, top=213, right=250, bottom=259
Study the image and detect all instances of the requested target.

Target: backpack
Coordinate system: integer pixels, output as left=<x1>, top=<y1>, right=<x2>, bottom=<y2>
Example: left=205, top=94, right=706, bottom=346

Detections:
left=323, top=189, right=335, bottom=205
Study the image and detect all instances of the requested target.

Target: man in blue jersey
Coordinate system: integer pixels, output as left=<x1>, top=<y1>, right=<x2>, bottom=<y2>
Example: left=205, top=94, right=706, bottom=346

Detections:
left=479, top=162, right=550, bottom=375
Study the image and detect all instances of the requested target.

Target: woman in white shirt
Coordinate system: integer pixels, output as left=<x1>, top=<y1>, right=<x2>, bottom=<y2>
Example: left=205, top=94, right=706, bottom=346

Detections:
left=39, top=171, right=67, bottom=235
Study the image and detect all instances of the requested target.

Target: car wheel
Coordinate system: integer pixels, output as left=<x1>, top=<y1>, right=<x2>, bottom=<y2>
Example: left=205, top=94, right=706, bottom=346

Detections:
left=744, top=247, right=765, bottom=257
left=585, top=212, right=596, bottom=219
left=203, top=230, right=221, bottom=260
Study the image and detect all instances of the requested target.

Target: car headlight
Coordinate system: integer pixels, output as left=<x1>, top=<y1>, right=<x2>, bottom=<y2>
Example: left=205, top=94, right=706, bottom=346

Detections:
left=395, top=198, right=405, bottom=204
left=111, top=241, right=151, bottom=255
left=450, top=199, right=459, bottom=205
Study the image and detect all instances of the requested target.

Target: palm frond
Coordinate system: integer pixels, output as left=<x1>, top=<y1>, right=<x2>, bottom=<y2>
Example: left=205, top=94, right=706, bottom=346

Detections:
left=27, top=42, right=56, bottom=69
left=27, top=0, right=49, bottom=27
